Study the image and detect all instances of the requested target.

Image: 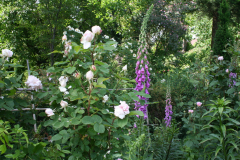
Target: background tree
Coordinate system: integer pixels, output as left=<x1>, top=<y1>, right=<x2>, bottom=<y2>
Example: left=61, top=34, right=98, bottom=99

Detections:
left=212, top=0, right=233, bottom=61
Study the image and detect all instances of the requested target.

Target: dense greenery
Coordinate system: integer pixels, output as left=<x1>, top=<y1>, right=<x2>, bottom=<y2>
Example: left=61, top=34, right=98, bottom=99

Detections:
left=0, top=0, right=240, bottom=159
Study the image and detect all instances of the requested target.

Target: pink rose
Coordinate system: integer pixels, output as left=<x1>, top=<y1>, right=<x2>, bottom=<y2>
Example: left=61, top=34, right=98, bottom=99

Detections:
left=188, top=110, right=194, bottom=113
left=91, top=26, right=102, bottom=35
left=81, top=30, right=94, bottom=49
left=196, top=102, right=202, bottom=107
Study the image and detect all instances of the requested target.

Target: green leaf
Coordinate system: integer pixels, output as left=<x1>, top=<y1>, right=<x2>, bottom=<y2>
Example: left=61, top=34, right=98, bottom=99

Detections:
left=94, top=123, right=105, bottom=133
left=64, top=67, right=76, bottom=74
left=81, top=116, right=94, bottom=124
left=92, top=115, right=103, bottom=123
left=184, top=140, right=193, bottom=147
left=95, top=84, right=106, bottom=88
left=72, top=117, right=81, bottom=125
left=74, top=45, right=81, bottom=53
left=226, top=118, right=240, bottom=125
left=117, top=117, right=128, bottom=128
left=37, top=92, right=48, bottom=99
left=53, top=121, right=64, bottom=129
left=8, top=89, right=16, bottom=96
left=128, top=111, right=144, bottom=117
left=215, top=146, right=222, bottom=157
left=51, top=134, right=62, bottom=141
left=97, top=77, right=109, bottom=84
left=209, top=80, right=218, bottom=87
left=5, top=98, right=14, bottom=110
left=200, top=137, right=214, bottom=144
left=221, top=125, right=226, bottom=138
left=226, top=88, right=235, bottom=95
left=128, top=92, right=151, bottom=101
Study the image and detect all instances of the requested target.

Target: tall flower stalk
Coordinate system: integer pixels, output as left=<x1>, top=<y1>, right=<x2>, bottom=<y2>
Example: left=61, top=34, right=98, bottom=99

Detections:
left=164, top=82, right=173, bottom=127
left=134, top=5, right=153, bottom=119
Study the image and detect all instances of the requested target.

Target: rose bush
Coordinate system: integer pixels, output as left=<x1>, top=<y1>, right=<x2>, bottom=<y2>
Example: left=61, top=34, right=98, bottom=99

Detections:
left=43, top=25, right=149, bottom=159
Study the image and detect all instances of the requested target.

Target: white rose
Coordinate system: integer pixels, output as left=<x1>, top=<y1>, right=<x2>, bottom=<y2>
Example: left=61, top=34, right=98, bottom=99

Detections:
left=86, top=70, right=94, bottom=81
left=81, top=30, right=94, bottom=49
left=45, top=108, right=54, bottom=117
left=59, top=86, right=67, bottom=92
left=60, top=100, right=68, bottom=109
left=114, top=101, right=130, bottom=119
left=114, top=106, right=126, bottom=119
left=58, top=76, right=68, bottom=87
left=91, top=26, right=102, bottom=35
left=25, top=75, right=43, bottom=91
left=122, top=65, right=127, bottom=71
left=2, top=49, right=13, bottom=58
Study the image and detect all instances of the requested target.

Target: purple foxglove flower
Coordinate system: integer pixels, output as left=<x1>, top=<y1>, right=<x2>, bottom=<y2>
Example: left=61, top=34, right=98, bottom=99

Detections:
left=136, top=61, right=140, bottom=67
left=144, top=55, right=147, bottom=59
left=146, top=70, right=150, bottom=76
left=145, top=89, right=149, bottom=94
left=141, top=75, right=146, bottom=81
left=141, top=60, right=144, bottom=64
left=145, top=64, right=148, bottom=70
left=134, top=123, right=137, bottom=128
left=140, top=67, right=145, bottom=74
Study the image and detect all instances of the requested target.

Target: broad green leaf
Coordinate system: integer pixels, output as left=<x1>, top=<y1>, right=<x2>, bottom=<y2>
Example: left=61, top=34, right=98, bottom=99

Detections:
left=64, top=67, right=76, bottom=74
left=94, top=123, right=105, bottom=133
left=97, top=77, right=109, bottom=84
left=95, top=84, right=106, bottom=88
left=92, top=115, right=103, bottom=123
left=226, top=88, right=235, bottom=95
left=51, top=134, right=62, bottom=141
left=37, top=92, right=48, bottom=99
left=117, top=117, right=128, bottom=128
left=129, top=111, right=144, bottom=116
left=53, top=121, right=64, bottom=129
left=81, top=116, right=94, bottom=124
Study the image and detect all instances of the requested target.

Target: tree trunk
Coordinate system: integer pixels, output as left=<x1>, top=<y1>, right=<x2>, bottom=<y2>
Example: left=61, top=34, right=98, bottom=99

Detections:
left=211, top=12, right=219, bottom=48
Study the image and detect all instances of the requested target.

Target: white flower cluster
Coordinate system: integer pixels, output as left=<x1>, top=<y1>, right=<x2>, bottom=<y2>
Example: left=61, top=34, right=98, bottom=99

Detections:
left=58, top=76, right=69, bottom=95
left=102, top=95, right=109, bottom=103
left=25, top=75, right=43, bottom=91
left=1, top=49, right=13, bottom=61
left=114, top=101, right=130, bottom=119
left=63, top=40, right=72, bottom=57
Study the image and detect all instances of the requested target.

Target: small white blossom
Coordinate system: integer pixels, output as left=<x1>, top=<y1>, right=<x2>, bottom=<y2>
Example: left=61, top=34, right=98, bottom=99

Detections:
left=0, top=96, right=4, bottom=99
left=133, top=54, right=136, bottom=57
left=59, top=86, right=67, bottom=92
left=59, top=76, right=68, bottom=87
left=104, top=35, right=109, bottom=39
left=218, top=56, right=223, bottom=61
left=122, top=65, right=127, bottom=71
left=161, top=79, right=165, bottom=83
left=60, top=100, right=68, bottom=109
left=86, top=70, right=94, bottom=81
left=103, top=95, right=109, bottom=103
